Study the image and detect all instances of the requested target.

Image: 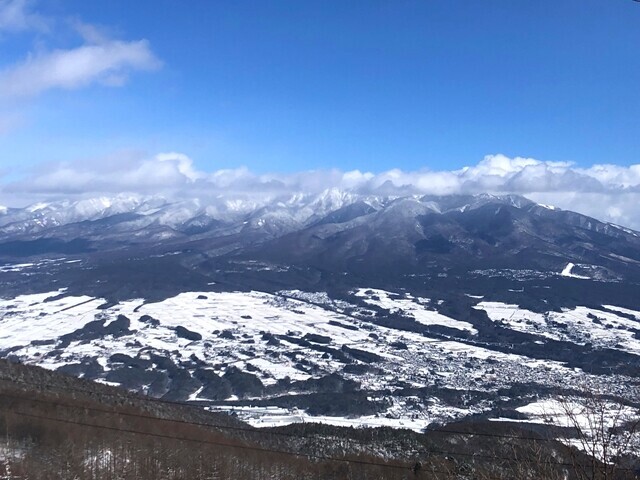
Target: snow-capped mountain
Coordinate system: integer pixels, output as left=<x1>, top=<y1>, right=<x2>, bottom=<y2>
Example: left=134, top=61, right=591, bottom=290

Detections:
left=1, top=190, right=639, bottom=292
left=0, top=191, right=554, bottom=237
left=0, top=190, right=368, bottom=239
left=1, top=190, right=635, bottom=243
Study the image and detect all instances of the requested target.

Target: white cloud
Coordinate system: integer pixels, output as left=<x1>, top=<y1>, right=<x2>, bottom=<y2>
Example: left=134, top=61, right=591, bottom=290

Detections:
left=2, top=152, right=640, bottom=229
left=0, top=1, right=161, bottom=99
left=155, top=152, right=203, bottom=182
left=72, top=19, right=111, bottom=45
left=0, top=38, right=160, bottom=97
left=0, top=0, right=46, bottom=33
left=12, top=154, right=195, bottom=194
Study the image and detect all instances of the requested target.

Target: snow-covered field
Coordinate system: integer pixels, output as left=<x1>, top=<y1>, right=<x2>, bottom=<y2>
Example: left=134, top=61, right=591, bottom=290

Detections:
left=0, top=288, right=638, bottom=430
left=475, top=301, right=640, bottom=353
left=514, top=398, right=637, bottom=431
left=354, top=288, right=477, bottom=333
left=208, top=404, right=462, bottom=432
left=493, top=397, right=640, bottom=458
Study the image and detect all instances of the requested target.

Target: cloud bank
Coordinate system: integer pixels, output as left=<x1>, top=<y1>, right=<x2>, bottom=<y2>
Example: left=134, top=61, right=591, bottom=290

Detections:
left=2, top=153, right=640, bottom=230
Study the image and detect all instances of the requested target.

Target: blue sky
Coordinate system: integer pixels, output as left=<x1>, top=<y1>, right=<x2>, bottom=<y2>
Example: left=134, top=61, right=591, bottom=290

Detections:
left=1, top=0, right=639, bottom=175
left=2, top=0, right=640, bottom=229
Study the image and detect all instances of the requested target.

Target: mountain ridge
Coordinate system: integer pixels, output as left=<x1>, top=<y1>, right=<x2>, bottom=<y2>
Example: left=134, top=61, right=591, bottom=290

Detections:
left=1, top=191, right=639, bottom=285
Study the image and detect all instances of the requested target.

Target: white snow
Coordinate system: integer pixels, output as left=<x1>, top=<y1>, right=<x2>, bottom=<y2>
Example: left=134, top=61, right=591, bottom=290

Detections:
left=0, top=292, right=105, bottom=347
left=494, top=398, right=639, bottom=460
left=0, top=290, right=385, bottom=386
left=354, top=288, right=477, bottom=334
left=0, top=262, right=36, bottom=273
left=0, top=258, right=84, bottom=274
left=537, top=203, right=558, bottom=210
left=493, top=398, right=639, bottom=432
left=560, top=263, right=589, bottom=279
left=608, top=223, right=639, bottom=237
left=138, top=291, right=373, bottom=345
left=27, top=202, right=50, bottom=212
left=210, top=396, right=475, bottom=433
left=475, top=301, right=640, bottom=354
left=1, top=288, right=636, bottom=432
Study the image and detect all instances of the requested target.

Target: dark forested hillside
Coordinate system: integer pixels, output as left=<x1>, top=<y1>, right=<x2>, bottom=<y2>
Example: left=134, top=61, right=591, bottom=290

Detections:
left=2, top=359, right=635, bottom=479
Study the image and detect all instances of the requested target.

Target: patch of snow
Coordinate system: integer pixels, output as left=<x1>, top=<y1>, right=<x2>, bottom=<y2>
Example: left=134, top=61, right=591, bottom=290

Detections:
left=475, top=302, right=640, bottom=354
left=608, top=223, right=639, bottom=237
left=602, top=305, right=640, bottom=319
left=354, top=288, right=477, bottom=334
left=210, top=397, right=476, bottom=433
left=537, top=203, right=558, bottom=210
left=561, top=263, right=589, bottom=279
left=27, top=202, right=50, bottom=212
left=0, top=262, right=36, bottom=273
left=495, top=398, right=639, bottom=460
left=0, top=293, right=105, bottom=347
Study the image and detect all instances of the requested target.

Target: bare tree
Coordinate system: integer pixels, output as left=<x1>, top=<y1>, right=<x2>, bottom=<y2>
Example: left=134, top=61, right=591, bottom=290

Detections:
left=552, top=391, right=640, bottom=480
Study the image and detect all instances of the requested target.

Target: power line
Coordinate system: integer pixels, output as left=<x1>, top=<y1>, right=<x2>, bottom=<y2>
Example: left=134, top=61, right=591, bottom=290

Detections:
left=0, top=374, right=560, bottom=444
left=6, top=370, right=636, bottom=458
left=1, top=383, right=626, bottom=474
left=0, top=388, right=533, bottom=468
left=9, top=410, right=433, bottom=475
left=0, top=378, right=379, bottom=452
left=10, top=406, right=578, bottom=480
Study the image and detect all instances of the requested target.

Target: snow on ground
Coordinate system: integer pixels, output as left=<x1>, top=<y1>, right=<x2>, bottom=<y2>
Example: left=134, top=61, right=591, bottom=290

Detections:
left=0, top=291, right=103, bottom=347
left=493, top=397, right=640, bottom=459
left=0, top=290, right=388, bottom=385
left=430, top=338, right=566, bottom=370
left=560, top=263, right=590, bottom=279
left=0, top=263, right=36, bottom=273
left=515, top=398, right=637, bottom=431
left=537, top=203, right=558, bottom=211
left=0, top=258, right=83, bottom=274
left=216, top=407, right=437, bottom=431
left=246, top=357, right=311, bottom=383
left=139, top=291, right=372, bottom=344
left=474, top=302, right=556, bottom=340
left=354, top=288, right=477, bottom=334
left=209, top=397, right=476, bottom=433
left=0, top=443, right=27, bottom=463
left=278, top=290, right=355, bottom=312
left=474, top=301, right=640, bottom=354
left=1, top=288, right=637, bottom=431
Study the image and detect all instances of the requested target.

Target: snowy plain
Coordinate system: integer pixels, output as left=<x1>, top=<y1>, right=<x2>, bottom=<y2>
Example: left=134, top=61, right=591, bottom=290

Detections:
left=0, top=286, right=638, bottom=431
